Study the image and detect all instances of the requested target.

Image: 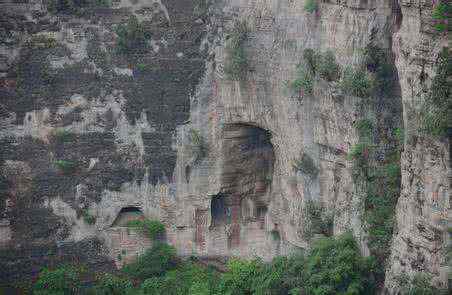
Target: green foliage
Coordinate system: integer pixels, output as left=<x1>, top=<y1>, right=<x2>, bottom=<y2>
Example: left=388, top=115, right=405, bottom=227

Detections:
left=432, top=1, right=450, bottom=32
left=33, top=266, right=81, bottom=295
left=93, top=273, right=133, bottom=295
left=340, top=67, right=373, bottom=97
left=397, top=273, right=447, bottom=295
left=304, top=200, right=334, bottom=238
left=126, top=219, right=165, bottom=240
left=347, top=143, right=369, bottom=161
left=317, top=50, right=340, bottom=82
left=82, top=209, right=96, bottom=225
left=189, top=129, right=207, bottom=163
left=140, top=262, right=219, bottom=295
left=363, top=45, right=395, bottom=97
left=293, top=153, right=318, bottom=177
left=54, top=128, right=72, bottom=142
left=304, top=233, right=377, bottom=295
left=224, top=21, right=248, bottom=80
left=122, top=243, right=178, bottom=280
left=303, top=48, right=319, bottom=75
left=54, top=160, right=78, bottom=174
left=290, top=65, right=314, bottom=95
left=217, top=259, right=262, bottom=295
left=420, top=47, right=451, bottom=137
left=47, top=0, right=111, bottom=15
left=304, top=0, right=318, bottom=13
left=354, top=119, right=373, bottom=141
left=115, top=16, right=151, bottom=55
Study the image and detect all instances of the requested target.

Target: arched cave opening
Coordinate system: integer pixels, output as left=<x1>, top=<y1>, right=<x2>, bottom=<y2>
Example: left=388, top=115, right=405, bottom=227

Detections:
left=111, top=206, right=144, bottom=227
left=210, top=124, right=275, bottom=228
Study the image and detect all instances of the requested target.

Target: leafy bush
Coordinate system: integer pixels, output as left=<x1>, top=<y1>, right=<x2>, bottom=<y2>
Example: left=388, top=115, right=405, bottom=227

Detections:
left=115, top=16, right=151, bottom=55
left=432, top=1, right=450, bottom=32
left=122, top=243, right=178, bottom=280
left=293, top=153, right=318, bottom=177
left=364, top=45, right=396, bottom=97
left=54, top=160, right=78, bottom=174
left=397, top=273, right=447, bottom=295
left=93, top=273, right=133, bottom=295
left=217, top=259, right=262, bottom=295
left=188, top=128, right=207, bottom=163
left=33, top=266, right=81, bottom=295
left=347, top=143, right=369, bottom=161
left=290, top=65, right=314, bottom=95
left=304, top=233, right=377, bottom=295
left=420, top=47, right=451, bottom=137
left=317, top=50, right=340, bottom=81
left=304, top=0, right=318, bottom=13
left=126, top=219, right=165, bottom=240
left=82, top=209, right=96, bottom=225
left=54, top=128, right=72, bottom=142
left=303, top=48, right=319, bottom=74
left=304, top=200, right=334, bottom=238
left=224, top=21, right=248, bottom=80
left=340, top=67, right=373, bottom=97
left=354, top=119, right=373, bottom=140
left=140, top=262, right=219, bottom=295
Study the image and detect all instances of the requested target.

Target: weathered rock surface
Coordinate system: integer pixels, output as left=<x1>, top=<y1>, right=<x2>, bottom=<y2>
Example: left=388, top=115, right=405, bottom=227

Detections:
left=0, top=0, right=449, bottom=293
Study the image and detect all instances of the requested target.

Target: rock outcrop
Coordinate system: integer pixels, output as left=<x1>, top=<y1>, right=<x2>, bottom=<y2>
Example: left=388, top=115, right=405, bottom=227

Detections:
left=0, top=0, right=449, bottom=292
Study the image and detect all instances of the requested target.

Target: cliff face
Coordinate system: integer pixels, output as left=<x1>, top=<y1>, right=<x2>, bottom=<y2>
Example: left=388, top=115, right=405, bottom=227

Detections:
left=0, top=0, right=449, bottom=292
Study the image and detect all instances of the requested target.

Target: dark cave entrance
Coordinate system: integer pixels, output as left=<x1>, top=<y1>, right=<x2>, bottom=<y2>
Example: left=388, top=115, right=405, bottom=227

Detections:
left=209, top=124, right=275, bottom=240
left=111, top=206, right=144, bottom=227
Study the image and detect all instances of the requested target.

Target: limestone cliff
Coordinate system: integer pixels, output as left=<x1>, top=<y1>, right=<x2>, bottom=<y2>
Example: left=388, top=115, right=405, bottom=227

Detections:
left=0, top=0, right=449, bottom=293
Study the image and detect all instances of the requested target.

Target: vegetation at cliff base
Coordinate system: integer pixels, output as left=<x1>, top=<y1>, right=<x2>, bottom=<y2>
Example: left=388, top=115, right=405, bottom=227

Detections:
left=31, top=233, right=392, bottom=295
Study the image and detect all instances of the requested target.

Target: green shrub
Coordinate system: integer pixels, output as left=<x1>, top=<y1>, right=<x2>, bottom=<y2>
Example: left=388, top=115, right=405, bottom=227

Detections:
left=217, top=259, right=262, bottom=295
left=54, top=160, right=78, bottom=174
left=54, top=128, right=72, bottom=142
left=290, top=65, right=314, bottom=95
left=224, top=21, right=248, bottom=80
left=122, top=243, right=178, bottom=280
left=293, top=153, right=318, bottom=177
left=189, top=129, right=207, bottom=163
left=354, top=119, right=374, bottom=140
left=82, top=209, right=96, bottom=225
left=33, top=265, right=81, bottom=295
left=397, top=273, right=447, bottom=295
left=348, top=143, right=369, bottom=161
left=127, top=219, right=165, bottom=240
left=420, top=47, right=451, bottom=137
left=93, top=273, right=133, bottom=295
left=115, top=16, right=151, bottom=55
left=140, top=262, right=218, bottom=295
left=304, top=0, right=318, bottom=13
left=317, top=50, right=340, bottom=81
left=363, top=45, right=396, bottom=97
left=432, top=1, right=450, bottom=32
left=304, top=233, right=377, bottom=295
left=340, top=67, right=373, bottom=97
left=303, top=48, right=319, bottom=74
left=304, top=200, right=334, bottom=238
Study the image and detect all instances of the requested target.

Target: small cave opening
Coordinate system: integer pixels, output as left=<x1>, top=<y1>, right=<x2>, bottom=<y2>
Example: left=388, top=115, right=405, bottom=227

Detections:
left=210, top=194, right=229, bottom=227
left=111, top=206, right=144, bottom=227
